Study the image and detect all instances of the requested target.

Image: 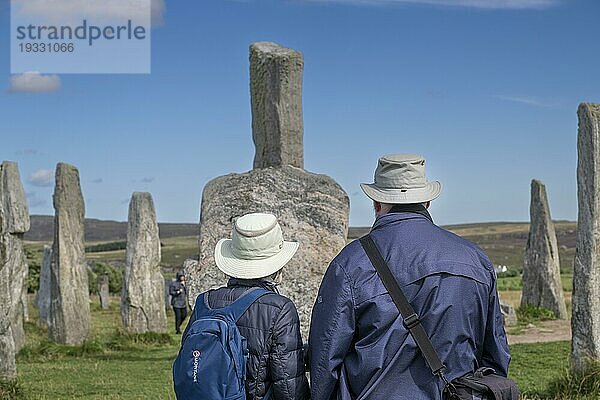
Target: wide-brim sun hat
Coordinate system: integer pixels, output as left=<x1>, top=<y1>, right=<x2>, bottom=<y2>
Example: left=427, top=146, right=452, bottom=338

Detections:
left=360, top=154, right=442, bottom=204
left=214, top=212, right=299, bottom=280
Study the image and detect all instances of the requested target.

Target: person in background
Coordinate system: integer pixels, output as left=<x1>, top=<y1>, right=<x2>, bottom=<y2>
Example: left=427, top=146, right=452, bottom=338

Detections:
left=169, top=271, right=188, bottom=334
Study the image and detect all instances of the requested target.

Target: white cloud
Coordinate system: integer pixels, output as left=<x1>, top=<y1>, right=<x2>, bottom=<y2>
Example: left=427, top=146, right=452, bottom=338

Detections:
left=301, top=0, right=559, bottom=9
left=16, top=148, right=39, bottom=156
left=494, top=95, right=550, bottom=107
left=27, top=169, right=54, bottom=187
left=26, top=192, right=47, bottom=208
left=9, top=72, right=60, bottom=93
left=13, top=0, right=164, bottom=25
left=141, top=177, right=155, bottom=183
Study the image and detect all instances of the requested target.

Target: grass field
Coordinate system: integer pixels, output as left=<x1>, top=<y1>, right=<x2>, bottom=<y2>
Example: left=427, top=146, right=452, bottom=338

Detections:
left=14, top=298, right=179, bottom=400
left=12, top=222, right=590, bottom=400
left=4, top=296, right=594, bottom=400
left=24, top=236, right=199, bottom=283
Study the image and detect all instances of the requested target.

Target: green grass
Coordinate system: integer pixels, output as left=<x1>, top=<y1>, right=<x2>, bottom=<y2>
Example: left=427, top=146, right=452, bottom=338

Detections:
left=12, top=295, right=595, bottom=400
left=510, top=342, right=600, bottom=400
left=546, top=361, right=600, bottom=400
left=516, top=305, right=558, bottom=324
left=509, top=341, right=571, bottom=398
left=506, top=304, right=561, bottom=335
left=497, top=275, right=573, bottom=292
left=0, top=379, right=24, bottom=400
left=15, top=296, right=182, bottom=400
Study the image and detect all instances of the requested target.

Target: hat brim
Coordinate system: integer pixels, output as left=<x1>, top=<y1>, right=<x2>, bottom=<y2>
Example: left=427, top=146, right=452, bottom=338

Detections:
left=214, top=239, right=299, bottom=279
left=360, top=181, right=442, bottom=204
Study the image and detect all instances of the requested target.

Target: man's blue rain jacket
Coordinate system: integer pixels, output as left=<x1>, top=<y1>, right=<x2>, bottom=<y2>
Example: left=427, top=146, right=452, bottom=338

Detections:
left=309, top=210, right=511, bottom=400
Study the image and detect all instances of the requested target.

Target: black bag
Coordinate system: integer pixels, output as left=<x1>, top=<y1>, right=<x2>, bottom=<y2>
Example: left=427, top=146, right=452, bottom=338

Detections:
left=359, top=235, right=519, bottom=400
left=444, top=367, right=520, bottom=400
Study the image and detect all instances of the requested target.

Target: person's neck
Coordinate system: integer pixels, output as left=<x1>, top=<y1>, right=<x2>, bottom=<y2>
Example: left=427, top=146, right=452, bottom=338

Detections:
left=382, top=203, right=434, bottom=223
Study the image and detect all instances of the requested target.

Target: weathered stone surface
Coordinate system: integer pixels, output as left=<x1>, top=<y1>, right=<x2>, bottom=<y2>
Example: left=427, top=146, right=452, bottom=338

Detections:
left=250, top=42, right=304, bottom=170
left=0, top=234, right=25, bottom=381
left=186, top=166, right=349, bottom=333
left=164, top=279, right=173, bottom=309
left=12, top=266, right=28, bottom=353
left=21, top=279, right=29, bottom=323
left=98, top=274, right=110, bottom=310
left=36, top=245, right=52, bottom=326
left=500, top=302, right=517, bottom=327
left=0, top=162, right=30, bottom=234
left=573, top=103, right=600, bottom=371
left=521, top=179, right=567, bottom=319
left=0, top=161, right=30, bottom=381
left=121, top=192, right=167, bottom=334
left=48, top=163, right=90, bottom=345
left=0, top=327, right=16, bottom=381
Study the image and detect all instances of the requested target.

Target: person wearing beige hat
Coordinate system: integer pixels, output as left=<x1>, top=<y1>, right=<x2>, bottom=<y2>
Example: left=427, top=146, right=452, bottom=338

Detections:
left=181, top=212, right=310, bottom=400
left=309, top=154, right=512, bottom=400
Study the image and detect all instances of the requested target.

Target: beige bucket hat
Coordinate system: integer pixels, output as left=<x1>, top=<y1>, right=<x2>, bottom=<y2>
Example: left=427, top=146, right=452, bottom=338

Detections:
left=214, top=213, right=299, bottom=279
left=360, top=154, right=442, bottom=204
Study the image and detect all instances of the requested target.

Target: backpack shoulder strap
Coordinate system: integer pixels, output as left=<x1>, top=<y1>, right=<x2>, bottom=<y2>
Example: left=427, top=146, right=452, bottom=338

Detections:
left=227, top=288, right=272, bottom=322
left=359, top=235, right=446, bottom=377
left=193, top=292, right=211, bottom=316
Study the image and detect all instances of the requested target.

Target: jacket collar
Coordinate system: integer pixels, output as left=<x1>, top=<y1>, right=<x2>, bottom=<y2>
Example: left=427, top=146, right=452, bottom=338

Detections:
left=371, top=205, right=434, bottom=232
left=227, top=278, right=277, bottom=292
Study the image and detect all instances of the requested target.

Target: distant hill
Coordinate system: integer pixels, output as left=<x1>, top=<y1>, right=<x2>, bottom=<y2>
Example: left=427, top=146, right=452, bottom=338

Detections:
left=23, top=214, right=580, bottom=277
left=25, top=215, right=198, bottom=242
left=26, top=215, right=578, bottom=273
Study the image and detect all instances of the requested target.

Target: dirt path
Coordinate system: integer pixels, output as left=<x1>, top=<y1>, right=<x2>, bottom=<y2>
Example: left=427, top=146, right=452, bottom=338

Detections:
left=507, top=319, right=571, bottom=345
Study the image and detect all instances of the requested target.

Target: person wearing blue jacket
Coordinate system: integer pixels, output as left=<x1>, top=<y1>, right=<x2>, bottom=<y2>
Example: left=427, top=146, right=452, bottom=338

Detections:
left=309, top=154, right=511, bottom=400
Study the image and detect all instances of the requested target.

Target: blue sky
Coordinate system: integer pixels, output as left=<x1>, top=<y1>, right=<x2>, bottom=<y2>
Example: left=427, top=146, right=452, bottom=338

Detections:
left=1, top=0, right=598, bottom=227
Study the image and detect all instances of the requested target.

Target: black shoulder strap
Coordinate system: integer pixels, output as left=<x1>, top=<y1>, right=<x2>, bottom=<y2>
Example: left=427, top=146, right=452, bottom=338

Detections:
left=359, top=235, right=446, bottom=376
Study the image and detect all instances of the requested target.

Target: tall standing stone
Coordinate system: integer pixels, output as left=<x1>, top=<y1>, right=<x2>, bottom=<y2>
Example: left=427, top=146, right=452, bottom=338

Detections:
left=0, top=161, right=30, bottom=381
left=11, top=259, right=28, bottom=353
left=36, top=245, right=52, bottom=326
left=521, top=179, right=567, bottom=319
left=98, top=274, right=110, bottom=310
left=251, top=42, right=304, bottom=170
left=573, top=103, right=600, bottom=371
left=48, top=163, right=90, bottom=345
left=121, top=192, right=167, bottom=334
left=187, top=43, right=349, bottom=335
left=21, top=279, right=29, bottom=323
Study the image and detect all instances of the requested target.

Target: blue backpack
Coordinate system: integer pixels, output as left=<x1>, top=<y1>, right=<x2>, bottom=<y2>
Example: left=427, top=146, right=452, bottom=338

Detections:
left=173, top=288, right=271, bottom=400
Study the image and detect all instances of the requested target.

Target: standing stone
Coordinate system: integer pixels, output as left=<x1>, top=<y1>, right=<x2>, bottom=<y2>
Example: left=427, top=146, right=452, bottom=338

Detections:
left=121, top=192, right=167, bottom=334
left=21, top=278, right=29, bottom=323
left=11, top=258, right=29, bottom=353
left=97, top=274, right=110, bottom=310
left=174, top=259, right=197, bottom=307
left=521, top=179, right=567, bottom=319
left=187, top=44, right=349, bottom=335
left=164, top=279, right=173, bottom=309
left=0, top=161, right=30, bottom=381
left=36, top=245, right=52, bottom=326
left=188, top=167, right=349, bottom=333
left=48, top=163, right=90, bottom=345
left=573, top=103, right=600, bottom=371
left=251, top=42, right=304, bottom=170
left=500, top=302, right=517, bottom=327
